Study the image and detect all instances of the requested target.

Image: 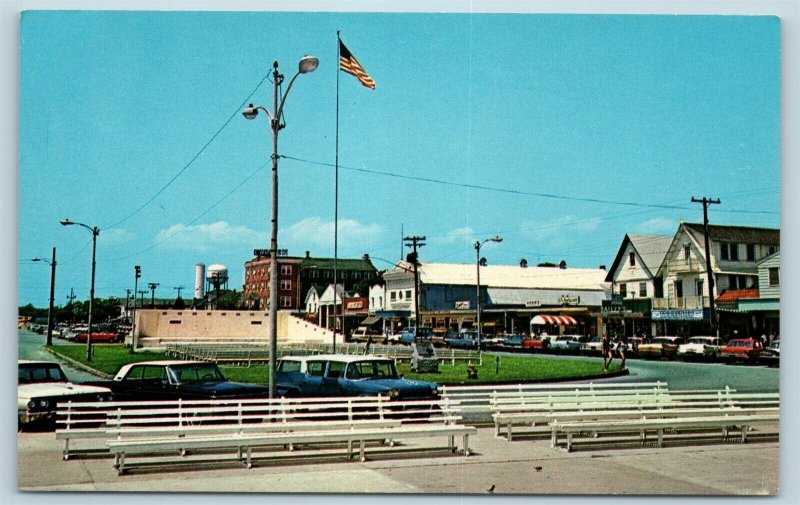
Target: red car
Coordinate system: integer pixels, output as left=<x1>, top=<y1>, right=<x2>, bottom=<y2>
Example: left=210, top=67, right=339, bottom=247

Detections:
left=522, top=336, right=550, bottom=351
left=74, top=331, right=123, bottom=343
left=720, top=338, right=763, bottom=363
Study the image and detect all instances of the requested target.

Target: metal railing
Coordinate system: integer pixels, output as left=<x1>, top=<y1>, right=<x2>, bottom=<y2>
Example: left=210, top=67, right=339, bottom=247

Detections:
left=652, top=296, right=707, bottom=310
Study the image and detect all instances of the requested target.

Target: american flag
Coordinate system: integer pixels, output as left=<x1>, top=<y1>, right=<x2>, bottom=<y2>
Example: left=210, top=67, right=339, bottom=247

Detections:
left=339, top=39, right=375, bottom=90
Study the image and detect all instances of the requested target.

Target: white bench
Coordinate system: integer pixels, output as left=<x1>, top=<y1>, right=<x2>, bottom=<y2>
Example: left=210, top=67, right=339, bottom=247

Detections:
left=550, top=410, right=779, bottom=452
left=56, top=396, right=463, bottom=463
left=441, top=381, right=669, bottom=420
left=108, top=423, right=477, bottom=474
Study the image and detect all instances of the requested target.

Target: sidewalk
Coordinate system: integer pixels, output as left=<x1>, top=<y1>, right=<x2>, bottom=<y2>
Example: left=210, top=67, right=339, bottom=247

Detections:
left=17, top=425, right=779, bottom=495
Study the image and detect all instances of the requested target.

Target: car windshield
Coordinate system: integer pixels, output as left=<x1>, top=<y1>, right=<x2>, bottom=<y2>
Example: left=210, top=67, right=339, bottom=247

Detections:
left=345, top=361, right=398, bottom=380
left=688, top=338, right=711, bottom=344
left=168, top=364, right=226, bottom=383
left=652, top=338, right=674, bottom=344
left=19, top=364, right=67, bottom=384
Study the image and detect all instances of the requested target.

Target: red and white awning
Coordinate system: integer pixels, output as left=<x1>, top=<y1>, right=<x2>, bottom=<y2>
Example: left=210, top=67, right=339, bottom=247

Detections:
left=530, top=315, right=578, bottom=326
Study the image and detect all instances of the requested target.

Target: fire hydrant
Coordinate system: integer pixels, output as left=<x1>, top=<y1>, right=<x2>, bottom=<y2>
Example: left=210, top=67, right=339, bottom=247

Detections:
left=467, top=362, right=478, bottom=380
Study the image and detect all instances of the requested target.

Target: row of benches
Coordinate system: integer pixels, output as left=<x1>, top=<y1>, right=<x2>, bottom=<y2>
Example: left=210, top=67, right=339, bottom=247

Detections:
left=488, top=386, right=779, bottom=450
left=163, top=342, right=483, bottom=366
left=56, top=396, right=474, bottom=474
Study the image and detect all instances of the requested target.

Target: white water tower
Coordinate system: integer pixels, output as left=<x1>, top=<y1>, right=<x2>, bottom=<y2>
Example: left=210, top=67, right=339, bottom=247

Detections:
left=206, top=264, right=229, bottom=309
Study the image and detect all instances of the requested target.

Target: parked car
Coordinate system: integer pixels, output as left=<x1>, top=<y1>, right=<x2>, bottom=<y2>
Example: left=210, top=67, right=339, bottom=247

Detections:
left=580, top=336, right=605, bottom=355
left=759, top=341, right=780, bottom=367
left=677, top=336, right=724, bottom=360
left=626, top=336, right=648, bottom=355
left=550, top=335, right=588, bottom=353
left=18, top=360, right=113, bottom=427
left=522, top=335, right=550, bottom=351
left=350, top=326, right=382, bottom=342
left=501, top=334, right=529, bottom=351
left=398, top=326, right=432, bottom=345
left=720, top=338, right=764, bottom=364
left=637, top=336, right=685, bottom=359
left=276, top=354, right=439, bottom=400
left=74, top=331, right=124, bottom=343
left=86, top=361, right=270, bottom=401
left=445, top=330, right=480, bottom=350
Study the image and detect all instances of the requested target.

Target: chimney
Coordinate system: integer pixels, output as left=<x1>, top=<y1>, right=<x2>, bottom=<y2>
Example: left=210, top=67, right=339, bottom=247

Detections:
left=363, top=253, right=370, bottom=261
left=559, top=260, right=567, bottom=269
left=520, top=258, right=528, bottom=268
left=305, top=251, right=310, bottom=258
left=599, top=265, right=606, bottom=271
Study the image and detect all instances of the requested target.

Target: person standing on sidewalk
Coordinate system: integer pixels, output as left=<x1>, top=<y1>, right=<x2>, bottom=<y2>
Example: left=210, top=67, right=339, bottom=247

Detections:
left=617, top=335, right=628, bottom=371
left=602, top=334, right=613, bottom=372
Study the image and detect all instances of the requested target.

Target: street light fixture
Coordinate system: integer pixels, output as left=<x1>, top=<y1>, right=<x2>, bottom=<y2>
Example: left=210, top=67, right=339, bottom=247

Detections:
left=243, top=55, right=318, bottom=398
left=60, top=218, right=100, bottom=361
left=475, top=236, right=503, bottom=350
left=31, top=247, right=57, bottom=346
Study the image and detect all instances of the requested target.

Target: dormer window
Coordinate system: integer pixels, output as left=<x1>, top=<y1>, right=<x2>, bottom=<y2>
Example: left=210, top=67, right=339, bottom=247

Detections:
left=629, top=252, right=635, bottom=266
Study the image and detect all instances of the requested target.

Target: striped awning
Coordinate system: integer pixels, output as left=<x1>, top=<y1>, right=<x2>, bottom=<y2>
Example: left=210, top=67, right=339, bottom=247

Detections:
left=530, top=315, right=578, bottom=326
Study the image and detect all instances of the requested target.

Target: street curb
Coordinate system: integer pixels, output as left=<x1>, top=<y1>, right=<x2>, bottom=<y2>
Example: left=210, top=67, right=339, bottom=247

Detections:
left=44, top=346, right=113, bottom=379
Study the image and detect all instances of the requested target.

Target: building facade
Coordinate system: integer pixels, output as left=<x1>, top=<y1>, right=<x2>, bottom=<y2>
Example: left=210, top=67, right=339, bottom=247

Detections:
left=243, top=251, right=378, bottom=311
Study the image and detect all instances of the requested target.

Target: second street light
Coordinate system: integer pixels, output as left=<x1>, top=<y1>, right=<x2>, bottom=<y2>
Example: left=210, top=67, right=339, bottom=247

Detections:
left=31, top=247, right=57, bottom=346
left=475, top=236, right=503, bottom=350
left=60, top=218, right=100, bottom=362
left=243, top=55, right=318, bottom=398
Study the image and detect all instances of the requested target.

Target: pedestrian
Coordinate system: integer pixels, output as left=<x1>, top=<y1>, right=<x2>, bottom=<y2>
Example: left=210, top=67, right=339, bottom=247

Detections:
left=601, top=334, right=613, bottom=372
left=617, top=335, right=628, bottom=371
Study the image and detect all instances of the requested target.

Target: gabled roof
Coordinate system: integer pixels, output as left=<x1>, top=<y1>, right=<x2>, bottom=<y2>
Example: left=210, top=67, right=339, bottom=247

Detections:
left=682, top=223, right=780, bottom=245
left=605, top=234, right=672, bottom=281
left=299, top=258, right=377, bottom=271
left=390, top=262, right=608, bottom=291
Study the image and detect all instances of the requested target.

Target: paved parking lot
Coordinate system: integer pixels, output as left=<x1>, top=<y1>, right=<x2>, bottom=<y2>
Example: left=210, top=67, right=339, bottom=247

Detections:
left=17, top=424, right=779, bottom=495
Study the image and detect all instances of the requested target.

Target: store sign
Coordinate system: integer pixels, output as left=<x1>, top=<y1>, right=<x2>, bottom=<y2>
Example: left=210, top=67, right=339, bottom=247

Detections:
left=253, top=248, right=288, bottom=257
left=560, top=295, right=581, bottom=306
left=455, top=301, right=471, bottom=310
left=346, top=301, right=364, bottom=309
left=652, top=309, right=705, bottom=321
left=525, top=300, right=541, bottom=307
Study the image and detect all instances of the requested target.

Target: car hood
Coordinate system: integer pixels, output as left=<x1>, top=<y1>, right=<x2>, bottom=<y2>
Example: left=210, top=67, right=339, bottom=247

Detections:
left=177, top=380, right=270, bottom=398
left=357, top=378, right=438, bottom=398
left=18, top=382, right=111, bottom=400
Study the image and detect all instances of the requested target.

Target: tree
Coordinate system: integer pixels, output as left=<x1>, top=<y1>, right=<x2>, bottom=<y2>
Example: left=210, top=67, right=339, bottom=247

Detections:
left=173, top=296, right=186, bottom=310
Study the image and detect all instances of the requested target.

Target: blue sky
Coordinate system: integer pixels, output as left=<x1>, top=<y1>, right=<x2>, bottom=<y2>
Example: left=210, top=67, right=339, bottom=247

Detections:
left=17, top=11, right=781, bottom=307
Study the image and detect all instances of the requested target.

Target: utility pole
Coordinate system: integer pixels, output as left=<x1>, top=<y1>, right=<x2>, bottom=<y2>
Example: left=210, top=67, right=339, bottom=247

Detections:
left=404, top=235, right=426, bottom=331
left=137, top=290, right=147, bottom=311
left=66, top=288, right=76, bottom=323
left=132, top=266, right=141, bottom=351
left=148, top=282, right=160, bottom=308
left=174, top=286, right=185, bottom=298
left=691, top=196, right=721, bottom=337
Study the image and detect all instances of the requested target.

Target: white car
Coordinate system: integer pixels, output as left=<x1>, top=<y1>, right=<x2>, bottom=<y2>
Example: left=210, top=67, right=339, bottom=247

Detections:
left=677, top=336, right=724, bottom=360
left=550, top=335, right=588, bottom=353
left=18, top=360, right=113, bottom=426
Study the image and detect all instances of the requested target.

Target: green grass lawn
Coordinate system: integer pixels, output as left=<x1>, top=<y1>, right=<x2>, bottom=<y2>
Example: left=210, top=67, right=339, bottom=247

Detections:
left=49, top=344, right=620, bottom=384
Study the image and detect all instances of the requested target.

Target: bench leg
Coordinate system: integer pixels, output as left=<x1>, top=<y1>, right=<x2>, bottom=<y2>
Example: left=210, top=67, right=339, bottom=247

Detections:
left=551, top=429, right=557, bottom=448
left=494, top=421, right=500, bottom=438
left=117, top=452, right=125, bottom=475
left=463, top=434, right=470, bottom=457
left=359, top=440, right=366, bottom=462
left=63, top=440, right=70, bottom=461
left=449, top=435, right=455, bottom=452
left=657, top=429, right=663, bottom=447
left=566, top=433, right=573, bottom=452
left=741, top=425, right=749, bottom=444
left=245, top=447, right=252, bottom=469
left=508, top=422, right=513, bottom=441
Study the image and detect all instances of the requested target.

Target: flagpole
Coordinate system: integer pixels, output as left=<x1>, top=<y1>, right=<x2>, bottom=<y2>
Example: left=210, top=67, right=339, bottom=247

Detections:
left=333, top=31, right=340, bottom=353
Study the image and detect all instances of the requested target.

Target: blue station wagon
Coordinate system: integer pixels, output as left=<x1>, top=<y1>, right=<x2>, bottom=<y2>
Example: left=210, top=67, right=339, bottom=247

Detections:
left=276, top=354, right=439, bottom=400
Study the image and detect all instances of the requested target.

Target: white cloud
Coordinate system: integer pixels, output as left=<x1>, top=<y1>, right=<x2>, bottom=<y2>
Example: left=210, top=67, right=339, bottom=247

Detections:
left=154, top=221, right=266, bottom=252
left=101, top=228, right=135, bottom=245
left=438, top=227, right=475, bottom=244
left=636, top=217, right=676, bottom=234
left=283, top=217, right=383, bottom=248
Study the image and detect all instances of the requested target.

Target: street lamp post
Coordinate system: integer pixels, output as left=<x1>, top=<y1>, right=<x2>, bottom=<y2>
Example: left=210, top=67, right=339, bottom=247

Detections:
left=475, top=236, right=503, bottom=350
left=31, top=247, right=57, bottom=346
left=243, top=55, right=318, bottom=398
left=60, top=219, right=99, bottom=362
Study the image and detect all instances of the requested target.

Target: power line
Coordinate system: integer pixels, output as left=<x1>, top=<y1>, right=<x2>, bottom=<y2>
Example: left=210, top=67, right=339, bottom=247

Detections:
left=281, top=155, right=779, bottom=215
left=102, top=73, right=272, bottom=231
